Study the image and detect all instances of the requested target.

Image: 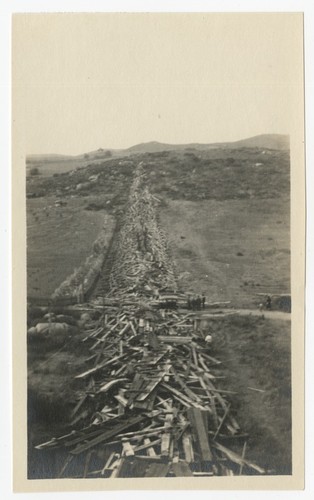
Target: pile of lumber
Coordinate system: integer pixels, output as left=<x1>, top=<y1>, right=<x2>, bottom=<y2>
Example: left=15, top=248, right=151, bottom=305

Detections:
left=36, top=305, right=265, bottom=478
left=35, top=162, right=266, bottom=478
left=106, top=163, right=176, bottom=299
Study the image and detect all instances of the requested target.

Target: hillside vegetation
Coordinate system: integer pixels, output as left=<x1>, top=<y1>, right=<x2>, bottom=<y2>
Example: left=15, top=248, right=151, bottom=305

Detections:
left=27, top=144, right=289, bottom=307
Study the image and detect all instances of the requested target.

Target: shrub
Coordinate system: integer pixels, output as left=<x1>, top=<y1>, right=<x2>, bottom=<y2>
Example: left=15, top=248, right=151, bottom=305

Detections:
left=30, top=167, right=40, bottom=176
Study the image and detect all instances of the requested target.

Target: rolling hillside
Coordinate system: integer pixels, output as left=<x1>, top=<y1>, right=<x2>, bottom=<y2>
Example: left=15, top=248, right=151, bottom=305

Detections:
left=26, top=134, right=290, bottom=167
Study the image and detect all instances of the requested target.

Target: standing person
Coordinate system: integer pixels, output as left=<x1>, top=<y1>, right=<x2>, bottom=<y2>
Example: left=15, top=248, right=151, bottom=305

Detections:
left=202, top=293, right=206, bottom=309
left=205, top=334, right=212, bottom=344
left=191, top=297, right=196, bottom=311
left=196, top=295, right=202, bottom=310
left=266, top=295, right=272, bottom=310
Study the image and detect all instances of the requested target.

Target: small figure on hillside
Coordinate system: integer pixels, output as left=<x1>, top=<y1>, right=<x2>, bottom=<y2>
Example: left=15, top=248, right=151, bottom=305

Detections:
left=266, top=295, right=272, bottom=310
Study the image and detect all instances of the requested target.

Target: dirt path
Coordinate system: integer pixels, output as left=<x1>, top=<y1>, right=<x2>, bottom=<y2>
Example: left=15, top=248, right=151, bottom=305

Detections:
left=211, top=308, right=291, bottom=321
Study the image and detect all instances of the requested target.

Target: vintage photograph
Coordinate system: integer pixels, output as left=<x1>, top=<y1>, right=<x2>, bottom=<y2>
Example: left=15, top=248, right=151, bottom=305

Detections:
left=12, top=12, right=304, bottom=488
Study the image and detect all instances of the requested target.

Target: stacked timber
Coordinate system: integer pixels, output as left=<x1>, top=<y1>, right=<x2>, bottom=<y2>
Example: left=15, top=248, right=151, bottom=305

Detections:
left=35, top=162, right=266, bottom=478
left=35, top=306, right=265, bottom=478
left=103, top=163, right=177, bottom=300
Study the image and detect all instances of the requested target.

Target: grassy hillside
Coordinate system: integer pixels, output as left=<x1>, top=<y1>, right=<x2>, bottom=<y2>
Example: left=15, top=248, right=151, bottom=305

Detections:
left=159, top=197, right=289, bottom=307
left=26, top=143, right=289, bottom=307
left=26, top=134, right=289, bottom=173
left=210, top=315, right=291, bottom=474
left=138, top=146, right=290, bottom=307
left=27, top=197, right=115, bottom=298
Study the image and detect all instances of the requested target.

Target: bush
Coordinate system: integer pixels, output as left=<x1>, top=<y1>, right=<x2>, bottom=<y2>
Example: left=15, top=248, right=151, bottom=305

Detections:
left=30, top=167, right=40, bottom=176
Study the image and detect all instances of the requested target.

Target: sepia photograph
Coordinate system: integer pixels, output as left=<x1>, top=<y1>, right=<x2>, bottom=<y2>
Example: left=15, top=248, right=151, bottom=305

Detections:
left=11, top=11, right=305, bottom=492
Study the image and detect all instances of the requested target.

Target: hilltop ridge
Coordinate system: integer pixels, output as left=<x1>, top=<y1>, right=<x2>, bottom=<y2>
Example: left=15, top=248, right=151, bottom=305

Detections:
left=27, top=134, right=290, bottom=164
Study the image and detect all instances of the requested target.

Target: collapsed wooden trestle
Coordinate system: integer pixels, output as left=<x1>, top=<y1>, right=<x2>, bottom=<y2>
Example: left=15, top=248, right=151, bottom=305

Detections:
left=36, top=163, right=266, bottom=478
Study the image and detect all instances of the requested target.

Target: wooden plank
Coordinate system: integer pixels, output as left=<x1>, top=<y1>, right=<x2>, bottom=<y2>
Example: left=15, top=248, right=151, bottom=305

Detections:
left=101, top=451, right=116, bottom=475
left=187, top=408, right=213, bottom=462
left=114, top=393, right=128, bottom=407
left=192, top=346, right=198, bottom=367
left=133, top=388, right=158, bottom=411
left=70, top=394, right=87, bottom=418
left=126, top=373, right=146, bottom=406
left=172, top=461, right=193, bottom=477
left=171, top=368, right=203, bottom=403
left=117, top=424, right=169, bottom=439
left=136, top=375, right=164, bottom=402
left=213, top=442, right=265, bottom=474
left=99, top=378, right=128, bottom=393
left=201, top=352, right=222, bottom=365
left=213, top=403, right=231, bottom=440
left=136, top=438, right=160, bottom=456
left=83, top=450, right=93, bottom=478
left=144, top=462, right=169, bottom=477
left=148, top=331, right=161, bottom=350
left=90, top=322, right=119, bottom=350
left=122, top=440, right=135, bottom=457
left=239, top=441, right=247, bottom=475
left=158, top=336, right=191, bottom=344
left=161, top=432, right=171, bottom=457
left=118, top=322, right=131, bottom=336
left=75, top=353, right=128, bottom=379
left=198, top=376, right=218, bottom=427
left=182, top=431, right=194, bottom=463
left=130, top=321, right=137, bottom=336
left=111, top=457, right=125, bottom=478
left=70, top=415, right=145, bottom=455
left=204, top=377, right=240, bottom=431
left=161, top=382, right=206, bottom=409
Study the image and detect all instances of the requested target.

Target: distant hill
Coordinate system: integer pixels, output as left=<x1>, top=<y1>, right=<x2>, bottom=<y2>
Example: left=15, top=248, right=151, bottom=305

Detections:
left=27, top=149, right=113, bottom=164
left=26, top=134, right=289, bottom=164
left=27, top=154, right=75, bottom=163
left=228, top=134, right=290, bottom=150
left=122, top=134, right=290, bottom=154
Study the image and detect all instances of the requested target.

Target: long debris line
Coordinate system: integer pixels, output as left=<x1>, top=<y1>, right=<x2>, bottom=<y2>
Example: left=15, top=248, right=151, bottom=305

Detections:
left=36, top=162, right=266, bottom=478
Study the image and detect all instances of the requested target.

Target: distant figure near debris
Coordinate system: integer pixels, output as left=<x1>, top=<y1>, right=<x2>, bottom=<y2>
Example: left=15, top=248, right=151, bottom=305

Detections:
left=266, top=295, right=272, bottom=310
left=191, top=297, right=196, bottom=311
left=205, top=334, right=212, bottom=344
left=196, top=295, right=202, bottom=310
left=202, top=293, right=206, bottom=309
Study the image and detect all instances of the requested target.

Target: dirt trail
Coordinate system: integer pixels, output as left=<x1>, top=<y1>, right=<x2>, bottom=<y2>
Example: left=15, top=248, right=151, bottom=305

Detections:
left=200, top=309, right=291, bottom=322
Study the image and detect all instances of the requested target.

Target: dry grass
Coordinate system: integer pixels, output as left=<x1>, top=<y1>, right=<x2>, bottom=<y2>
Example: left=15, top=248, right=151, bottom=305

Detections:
left=27, top=196, right=115, bottom=298
left=209, top=315, right=291, bottom=474
left=159, top=197, right=289, bottom=308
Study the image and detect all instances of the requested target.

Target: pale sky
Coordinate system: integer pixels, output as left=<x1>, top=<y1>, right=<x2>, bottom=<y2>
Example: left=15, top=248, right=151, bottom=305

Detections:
left=13, top=13, right=303, bottom=155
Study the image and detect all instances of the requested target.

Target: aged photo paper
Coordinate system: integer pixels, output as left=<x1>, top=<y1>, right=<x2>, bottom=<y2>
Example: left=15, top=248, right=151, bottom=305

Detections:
left=12, top=12, right=305, bottom=493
